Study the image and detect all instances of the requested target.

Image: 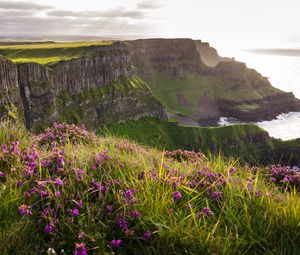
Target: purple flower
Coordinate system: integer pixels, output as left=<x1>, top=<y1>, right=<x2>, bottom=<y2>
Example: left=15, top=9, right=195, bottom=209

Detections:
left=125, top=188, right=136, bottom=198
left=130, top=210, right=141, bottom=218
left=54, top=178, right=64, bottom=186
left=117, top=218, right=128, bottom=230
left=143, top=231, right=152, bottom=240
left=211, top=191, right=223, bottom=201
left=44, top=224, right=53, bottom=234
left=16, top=180, right=24, bottom=187
left=172, top=191, right=182, bottom=201
left=0, top=171, right=5, bottom=177
left=270, top=177, right=276, bottom=183
left=111, top=239, right=122, bottom=249
left=75, top=168, right=84, bottom=181
left=1, top=144, right=8, bottom=153
left=55, top=191, right=61, bottom=198
left=74, top=243, right=87, bottom=255
left=201, top=207, right=214, bottom=217
left=78, top=231, right=85, bottom=241
left=72, top=209, right=80, bottom=217
left=19, top=204, right=32, bottom=216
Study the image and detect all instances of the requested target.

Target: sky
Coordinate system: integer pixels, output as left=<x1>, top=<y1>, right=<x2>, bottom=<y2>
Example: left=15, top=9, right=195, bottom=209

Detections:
left=0, top=0, right=300, bottom=54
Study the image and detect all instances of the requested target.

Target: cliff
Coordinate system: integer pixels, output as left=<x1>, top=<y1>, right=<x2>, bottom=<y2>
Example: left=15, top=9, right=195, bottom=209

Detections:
left=0, top=38, right=299, bottom=129
left=0, top=43, right=167, bottom=130
left=126, top=39, right=300, bottom=125
left=0, top=57, right=22, bottom=117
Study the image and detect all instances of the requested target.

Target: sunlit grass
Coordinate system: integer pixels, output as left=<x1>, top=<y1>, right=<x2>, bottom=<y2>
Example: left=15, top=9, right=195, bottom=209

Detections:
left=0, top=41, right=116, bottom=65
left=1, top=121, right=300, bottom=254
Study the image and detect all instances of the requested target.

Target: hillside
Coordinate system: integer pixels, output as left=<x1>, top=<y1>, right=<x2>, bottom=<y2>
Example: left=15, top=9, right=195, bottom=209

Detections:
left=103, top=117, right=300, bottom=166
left=0, top=39, right=299, bottom=130
left=1, top=120, right=300, bottom=254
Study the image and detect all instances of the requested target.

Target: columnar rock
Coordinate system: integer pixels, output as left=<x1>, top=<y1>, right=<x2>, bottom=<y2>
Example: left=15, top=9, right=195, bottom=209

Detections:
left=0, top=57, right=22, bottom=117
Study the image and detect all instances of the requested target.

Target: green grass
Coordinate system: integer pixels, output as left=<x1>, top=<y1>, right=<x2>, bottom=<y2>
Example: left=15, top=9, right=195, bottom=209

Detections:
left=1, top=121, right=300, bottom=254
left=145, top=71, right=280, bottom=117
left=102, top=117, right=300, bottom=166
left=0, top=41, right=115, bottom=65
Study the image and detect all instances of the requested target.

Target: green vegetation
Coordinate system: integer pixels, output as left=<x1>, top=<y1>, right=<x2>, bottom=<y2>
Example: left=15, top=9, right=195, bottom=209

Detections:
left=0, top=41, right=115, bottom=65
left=146, top=71, right=280, bottom=117
left=56, top=77, right=150, bottom=128
left=1, top=120, right=300, bottom=254
left=102, top=117, right=300, bottom=165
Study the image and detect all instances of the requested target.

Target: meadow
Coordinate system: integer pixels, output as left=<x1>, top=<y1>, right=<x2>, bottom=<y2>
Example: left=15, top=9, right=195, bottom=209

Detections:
left=1, top=119, right=300, bottom=254
left=0, top=41, right=114, bottom=65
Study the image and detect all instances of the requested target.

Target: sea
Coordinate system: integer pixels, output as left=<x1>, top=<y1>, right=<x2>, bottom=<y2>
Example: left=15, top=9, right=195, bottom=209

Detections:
left=218, top=47, right=300, bottom=140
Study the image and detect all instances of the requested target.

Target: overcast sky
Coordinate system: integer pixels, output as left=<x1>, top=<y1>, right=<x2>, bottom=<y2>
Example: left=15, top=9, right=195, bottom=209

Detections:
left=0, top=0, right=299, bottom=52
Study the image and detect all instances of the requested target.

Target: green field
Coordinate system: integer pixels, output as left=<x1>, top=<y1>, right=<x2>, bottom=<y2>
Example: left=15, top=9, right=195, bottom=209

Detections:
left=0, top=41, right=115, bottom=65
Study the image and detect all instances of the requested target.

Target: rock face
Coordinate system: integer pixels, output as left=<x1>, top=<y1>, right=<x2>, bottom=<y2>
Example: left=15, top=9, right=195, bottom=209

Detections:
left=0, top=44, right=167, bottom=130
left=0, top=38, right=300, bottom=129
left=0, top=57, right=22, bottom=117
left=18, top=63, right=55, bottom=129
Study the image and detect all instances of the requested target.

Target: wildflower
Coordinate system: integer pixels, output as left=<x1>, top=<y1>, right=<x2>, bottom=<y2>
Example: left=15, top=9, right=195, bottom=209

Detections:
left=201, top=207, right=214, bottom=217
left=74, top=243, right=87, bottom=255
left=44, top=224, right=53, bottom=234
left=19, top=204, right=32, bottom=216
left=75, top=168, right=84, bottom=181
left=210, top=191, right=223, bottom=201
left=55, top=191, right=61, bottom=198
left=173, top=191, right=182, bottom=201
left=117, top=218, right=128, bottom=230
left=270, top=177, right=276, bottom=182
left=111, top=239, right=122, bottom=249
left=72, top=209, right=80, bottom=217
left=0, top=171, right=5, bottom=177
left=54, top=178, right=64, bottom=186
left=1, top=144, right=8, bottom=153
left=78, top=231, right=85, bottom=241
left=130, top=210, right=141, bottom=218
left=143, top=231, right=152, bottom=240
left=16, top=179, right=24, bottom=187
left=125, top=188, right=136, bottom=198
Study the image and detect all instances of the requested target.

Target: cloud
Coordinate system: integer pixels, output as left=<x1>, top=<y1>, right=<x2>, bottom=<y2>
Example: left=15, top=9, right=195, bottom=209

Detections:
left=0, top=0, right=53, bottom=10
left=0, top=0, right=158, bottom=36
left=47, top=8, right=146, bottom=19
left=136, top=1, right=163, bottom=9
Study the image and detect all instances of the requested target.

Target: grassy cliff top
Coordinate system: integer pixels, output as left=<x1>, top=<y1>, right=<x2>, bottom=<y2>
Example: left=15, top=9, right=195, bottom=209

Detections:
left=1, top=120, right=300, bottom=254
left=0, top=41, right=115, bottom=65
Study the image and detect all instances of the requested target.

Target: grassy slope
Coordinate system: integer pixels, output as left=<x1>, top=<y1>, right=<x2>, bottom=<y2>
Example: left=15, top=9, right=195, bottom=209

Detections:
left=103, top=117, right=300, bottom=166
left=146, top=71, right=280, bottom=116
left=102, top=117, right=271, bottom=163
left=0, top=41, right=114, bottom=65
left=1, top=121, right=300, bottom=254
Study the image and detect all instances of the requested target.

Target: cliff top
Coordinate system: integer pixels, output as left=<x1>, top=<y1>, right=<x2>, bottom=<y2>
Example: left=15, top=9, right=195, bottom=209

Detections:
left=0, top=40, right=115, bottom=65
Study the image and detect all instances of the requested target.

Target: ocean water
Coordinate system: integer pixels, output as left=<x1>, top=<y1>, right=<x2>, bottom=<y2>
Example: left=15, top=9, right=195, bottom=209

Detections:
left=219, top=49, right=300, bottom=140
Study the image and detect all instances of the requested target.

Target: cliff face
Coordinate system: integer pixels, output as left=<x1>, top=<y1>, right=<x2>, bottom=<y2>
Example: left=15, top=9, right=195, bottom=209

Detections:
left=0, top=57, right=22, bottom=116
left=0, top=44, right=167, bottom=130
left=127, top=39, right=300, bottom=125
